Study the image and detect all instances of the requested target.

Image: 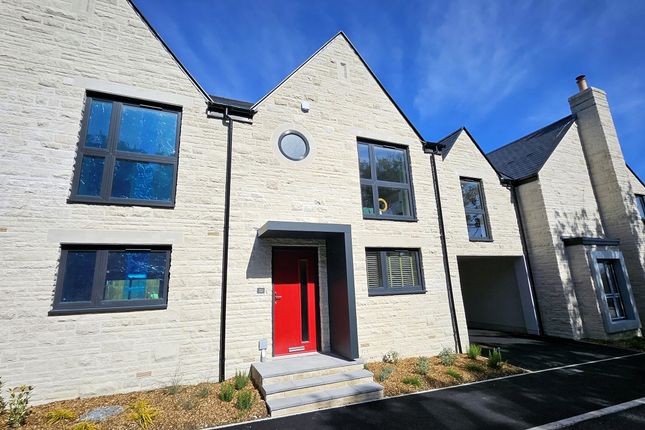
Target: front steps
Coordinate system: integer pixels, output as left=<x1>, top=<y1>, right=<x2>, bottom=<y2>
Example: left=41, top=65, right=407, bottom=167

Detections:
left=251, top=353, right=383, bottom=417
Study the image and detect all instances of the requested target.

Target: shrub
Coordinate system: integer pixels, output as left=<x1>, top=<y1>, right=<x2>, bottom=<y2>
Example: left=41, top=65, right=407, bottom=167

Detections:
left=402, top=376, right=422, bottom=387
left=70, top=423, right=99, bottom=430
left=464, top=362, right=484, bottom=373
left=382, top=350, right=400, bottom=364
left=233, top=370, right=250, bottom=390
left=45, top=408, right=77, bottom=424
left=487, top=348, right=504, bottom=369
left=128, top=400, right=160, bottom=430
left=416, top=357, right=431, bottom=375
left=164, top=366, right=182, bottom=395
left=196, top=386, right=210, bottom=399
left=377, top=366, right=394, bottom=382
left=219, top=383, right=234, bottom=402
left=446, top=367, right=463, bottom=381
left=235, top=390, right=255, bottom=411
left=438, top=348, right=456, bottom=366
left=467, top=344, right=482, bottom=360
left=6, top=385, right=32, bottom=428
left=0, top=377, right=5, bottom=413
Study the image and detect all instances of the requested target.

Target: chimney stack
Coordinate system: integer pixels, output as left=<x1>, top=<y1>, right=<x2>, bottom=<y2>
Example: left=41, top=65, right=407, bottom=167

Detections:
left=576, top=75, right=588, bottom=92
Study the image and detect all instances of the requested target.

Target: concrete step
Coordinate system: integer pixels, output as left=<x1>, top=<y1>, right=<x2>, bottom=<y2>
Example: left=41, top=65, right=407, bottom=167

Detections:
left=262, top=369, right=375, bottom=400
left=251, top=353, right=365, bottom=386
left=266, top=382, right=384, bottom=417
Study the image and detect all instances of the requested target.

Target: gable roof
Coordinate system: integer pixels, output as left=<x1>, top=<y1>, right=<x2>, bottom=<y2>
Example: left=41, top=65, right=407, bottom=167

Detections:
left=252, top=31, right=424, bottom=141
left=126, top=0, right=211, bottom=102
left=487, top=115, right=575, bottom=181
left=436, top=127, right=507, bottom=179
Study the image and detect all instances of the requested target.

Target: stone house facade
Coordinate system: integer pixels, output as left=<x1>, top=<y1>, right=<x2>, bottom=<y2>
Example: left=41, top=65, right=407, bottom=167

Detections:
left=0, top=0, right=642, bottom=405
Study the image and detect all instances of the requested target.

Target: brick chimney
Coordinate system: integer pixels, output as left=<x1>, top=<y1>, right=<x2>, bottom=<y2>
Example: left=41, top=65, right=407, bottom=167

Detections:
left=569, top=76, right=645, bottom=322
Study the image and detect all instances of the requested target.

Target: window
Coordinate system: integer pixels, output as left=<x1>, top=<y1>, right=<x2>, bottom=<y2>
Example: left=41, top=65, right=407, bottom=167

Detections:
left=51, top=246, right=171, bottom=314
left=69, top=94, right=181, bottom=207
left=460, top=178, right=491, bottom=240
left=366, top=249, right=424, bottom=295
left=636, top=194, right=645, bottom=222
left=278, top=131, right=310, bottom=161
left=358, top=141, right=415, bottom=220
left=597, top=259, right=628, bottom=321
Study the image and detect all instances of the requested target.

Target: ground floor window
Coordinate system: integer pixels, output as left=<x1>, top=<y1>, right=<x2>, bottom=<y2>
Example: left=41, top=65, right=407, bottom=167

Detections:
left=50, top=245, right=171, bottom=315
left=597, top=259, right=627, bottom=321
left=366, top=248, right=424, bottom=295
left=590, top=251, right=640, bottom=333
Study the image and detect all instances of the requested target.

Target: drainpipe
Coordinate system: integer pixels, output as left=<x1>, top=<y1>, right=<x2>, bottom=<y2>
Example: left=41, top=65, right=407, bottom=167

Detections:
left=219, top=108, right=233, bottom=382
left=509, top=182, right=544, bottom=335
left=426, top=143, right=462, bottom=353
left=206, top=101, right=254, bottom=382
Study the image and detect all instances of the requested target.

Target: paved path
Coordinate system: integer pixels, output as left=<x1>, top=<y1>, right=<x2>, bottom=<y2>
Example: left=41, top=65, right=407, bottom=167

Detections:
left=221, top=339, right=644, bottom=430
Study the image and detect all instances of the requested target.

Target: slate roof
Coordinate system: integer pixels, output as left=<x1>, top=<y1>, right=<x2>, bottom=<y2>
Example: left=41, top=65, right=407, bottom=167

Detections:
left=487, top=116, right=575, bottom=181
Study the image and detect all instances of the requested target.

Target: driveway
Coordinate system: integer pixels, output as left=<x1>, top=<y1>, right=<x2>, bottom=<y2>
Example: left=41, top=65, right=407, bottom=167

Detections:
left=220, top=334, right=643, bottom=430
left=469, top=329, right=633, bottom=370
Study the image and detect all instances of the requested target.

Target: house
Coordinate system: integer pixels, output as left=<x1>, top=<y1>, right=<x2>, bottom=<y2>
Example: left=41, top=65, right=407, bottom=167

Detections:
left=0, top=0, right=643, bottom=413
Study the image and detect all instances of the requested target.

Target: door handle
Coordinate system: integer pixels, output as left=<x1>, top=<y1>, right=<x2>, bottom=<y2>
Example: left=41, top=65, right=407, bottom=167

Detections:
left=274, top=293, right=282, bottom=303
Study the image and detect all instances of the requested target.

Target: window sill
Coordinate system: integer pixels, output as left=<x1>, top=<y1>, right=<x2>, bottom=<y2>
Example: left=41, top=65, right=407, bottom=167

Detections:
left=363, top=215, right=418, bottom=222
left=469, top=237, right=494, bottom=243
left=604, top=318, right=641, bottom=334
left=368, top=289, right=426, bottom=297
left=67, top=197, right=175, bottom=209
left=49, top=303, right=167, bottom=316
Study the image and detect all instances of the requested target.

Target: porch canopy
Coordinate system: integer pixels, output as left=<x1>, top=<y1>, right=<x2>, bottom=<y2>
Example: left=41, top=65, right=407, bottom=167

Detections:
left=257, top=221, right=359, bottom=359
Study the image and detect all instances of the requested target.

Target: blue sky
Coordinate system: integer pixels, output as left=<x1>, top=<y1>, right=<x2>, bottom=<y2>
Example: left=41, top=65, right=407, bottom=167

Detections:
left=133, top=0, right=645, bottom=179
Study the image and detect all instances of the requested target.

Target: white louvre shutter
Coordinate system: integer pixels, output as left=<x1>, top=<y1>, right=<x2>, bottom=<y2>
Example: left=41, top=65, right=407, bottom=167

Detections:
left=387, top=251, right=418, bottom=288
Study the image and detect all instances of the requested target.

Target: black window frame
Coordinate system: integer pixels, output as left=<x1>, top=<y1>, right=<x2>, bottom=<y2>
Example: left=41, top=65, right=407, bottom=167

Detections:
left=68, top=92, right=182, bottom=208
left=636, top=194, right=645, bottom=223
left=50, top=245, right=172, bottom=316
left=460, top=177, right=493, bottom=241
left=357, top=140, right=417, bottom=222
left=366, top=248, right=425, bottom=296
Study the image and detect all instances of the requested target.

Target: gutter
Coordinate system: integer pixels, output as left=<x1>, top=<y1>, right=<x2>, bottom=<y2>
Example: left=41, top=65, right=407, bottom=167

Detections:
left=206, top=102, right=254, bottom=382
left=424, top=141, right=462, bottom=354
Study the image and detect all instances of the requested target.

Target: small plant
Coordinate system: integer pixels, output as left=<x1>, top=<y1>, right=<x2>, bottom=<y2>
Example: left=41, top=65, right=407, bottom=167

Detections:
left=467, top=344, right=482, bottom=360
left=464, top=362, right=485, bottom=373
left=0, top=377, right=5, bottom=413
left=233, top=370, right=250, bottom=390
left=181, top=398, right=197, bottom=411
left=219, top=383, right=234, bottom=402
left=416, top=357, right=431, bottom=375
left=382, top=350, right=400, bottom=364
left=71, top=423, right=99, bottom=430
left=377, top=366, right=394, bottom=382
left=438, top=347, right=456, bottom=366
left=446, top=367, right=463, bottom=381
left=235, top=389, right=255, bottom=411
left=164, top=365, right=182, bottom=395
left=402, top=376, right=422, bottom=387
left=128, top=400, right=160, bottom=430
left=196, top=386, right=210, bottom=399
left=6, top=385, right=32, bottom=428
left=487, top=348, right=504, bottom=369
left=45, top=408, right=77, bottom=424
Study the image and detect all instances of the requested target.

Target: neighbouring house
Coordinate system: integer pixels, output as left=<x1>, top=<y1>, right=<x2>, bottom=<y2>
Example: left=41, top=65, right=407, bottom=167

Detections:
left=0, top=0, right=643, bottom=414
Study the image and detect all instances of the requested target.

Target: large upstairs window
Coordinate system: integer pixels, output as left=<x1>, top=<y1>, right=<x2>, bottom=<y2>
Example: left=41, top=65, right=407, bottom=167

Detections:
left=358, top=141, right=415, bottom=220
left=460, top=178, right=492, bottom=241
left=69, top=94, right=181, bottom=207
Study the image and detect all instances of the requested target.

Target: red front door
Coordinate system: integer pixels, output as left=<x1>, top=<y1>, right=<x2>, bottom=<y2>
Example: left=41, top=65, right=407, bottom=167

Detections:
left=272, top=248, right=318, bottom=356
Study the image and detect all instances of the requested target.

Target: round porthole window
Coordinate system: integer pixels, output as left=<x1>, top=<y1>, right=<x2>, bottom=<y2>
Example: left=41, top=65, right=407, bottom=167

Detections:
left=278, top=131, right=310, bottom=161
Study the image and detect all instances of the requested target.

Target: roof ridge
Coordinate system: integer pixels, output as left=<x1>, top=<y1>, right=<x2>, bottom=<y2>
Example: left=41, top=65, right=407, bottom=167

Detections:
left=488, top=115, right=573, bottom=155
